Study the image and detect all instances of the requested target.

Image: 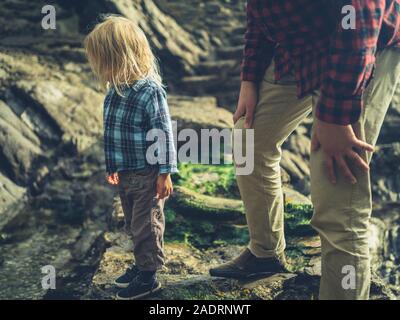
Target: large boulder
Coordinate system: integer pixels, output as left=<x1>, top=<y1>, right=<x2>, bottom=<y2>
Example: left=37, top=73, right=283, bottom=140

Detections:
left=371, top=143, right=400, bottom=202
left=0, top=100, right=42, bottom=183
left=170, top=185, right=245, bottom=222
left=0, top=173, right=26, bottom=229
left=371, top=203, right=400, bottom=288
left=71, top=0, right=209, bottom=78
left=169, top=95, right=233, bottom=132
left=13, top=79, right=103, bottom=140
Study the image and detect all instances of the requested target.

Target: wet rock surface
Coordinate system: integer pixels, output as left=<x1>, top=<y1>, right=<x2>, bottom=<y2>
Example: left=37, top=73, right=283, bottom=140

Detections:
left=370, top=203, right=400, bottom=290
left=0, top=0, right=399, bottom=299
left=86, top=227, right=395, bottom=300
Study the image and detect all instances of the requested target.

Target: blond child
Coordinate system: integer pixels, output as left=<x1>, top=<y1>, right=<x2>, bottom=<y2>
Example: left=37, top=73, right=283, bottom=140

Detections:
left=84, top=16, right=177, bottom=300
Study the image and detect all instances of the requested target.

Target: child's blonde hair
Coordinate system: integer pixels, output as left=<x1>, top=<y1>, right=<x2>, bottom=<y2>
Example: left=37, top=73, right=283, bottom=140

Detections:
left=84, top=15, right=162, bottom=94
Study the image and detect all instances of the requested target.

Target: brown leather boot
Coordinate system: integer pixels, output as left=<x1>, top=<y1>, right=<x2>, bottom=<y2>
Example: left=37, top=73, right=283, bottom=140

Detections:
left=209, top=248, right=288, bottom=279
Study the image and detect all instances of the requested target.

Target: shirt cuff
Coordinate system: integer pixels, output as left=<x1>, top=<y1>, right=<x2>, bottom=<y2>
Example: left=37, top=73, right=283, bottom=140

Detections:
left=316, top=93, right=362, bottom=125
left=240, top=71, right=259, bottom=83
left=159, top=165, right=179, bottom=175
left=240, top=59, right=267, bottom=83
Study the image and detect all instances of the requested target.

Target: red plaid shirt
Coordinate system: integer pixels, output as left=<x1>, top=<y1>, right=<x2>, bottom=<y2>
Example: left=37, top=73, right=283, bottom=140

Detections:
left=241, top=0, right=400, bottom=125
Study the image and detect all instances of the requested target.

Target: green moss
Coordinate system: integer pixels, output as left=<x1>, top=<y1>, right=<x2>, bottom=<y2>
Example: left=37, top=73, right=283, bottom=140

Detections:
left=165, top=208, right=177, bottom=224
left=168, top=164, right=315, bottom=248
left=174, top=163, right=239, bottom=199
left=170, top=186, right=245, bottom=222
left=285, top=248, right=309, bottom=272
left=284, top=203, right=315, bottom=236
left=165, top=208, right=248, bottom=249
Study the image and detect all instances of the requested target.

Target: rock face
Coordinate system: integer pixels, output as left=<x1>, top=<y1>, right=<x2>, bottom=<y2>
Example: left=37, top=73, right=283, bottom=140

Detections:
left=370, top=203, right=400, bottom=290
left=0, top=174, right=26, bottom=216
left=0, top=100, right=42, bottom=182
left=94, top=0, right=209, bottom=78
left=371, top=143, right=400, bottom=202
left=154, top=0, right=246, bottom=108
left=0, top=49, right=103, bottom=217
left=169, top=95, right=233, bottom=132
left=0, top=0, right=399, bottom=300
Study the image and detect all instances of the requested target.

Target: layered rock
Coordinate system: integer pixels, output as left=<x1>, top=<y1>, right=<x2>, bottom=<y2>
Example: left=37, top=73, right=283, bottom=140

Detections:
left=0, top=49, right=103, bottom=216
left=370, top=203, right=400, bottom=289
left=169, top=95, right=233, bottom=132
left=0, top=0, right=399, bottom=300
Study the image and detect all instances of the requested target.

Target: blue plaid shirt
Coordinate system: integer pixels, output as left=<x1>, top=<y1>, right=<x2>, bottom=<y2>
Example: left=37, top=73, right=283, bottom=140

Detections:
left=103, top=79, right=178, bottom=175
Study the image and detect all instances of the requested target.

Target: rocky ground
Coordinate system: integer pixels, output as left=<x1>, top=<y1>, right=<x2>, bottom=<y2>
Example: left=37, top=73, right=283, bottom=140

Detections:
left=84, top=194, right=398, bottom=300
left=0, top=0, right=399, bottom=299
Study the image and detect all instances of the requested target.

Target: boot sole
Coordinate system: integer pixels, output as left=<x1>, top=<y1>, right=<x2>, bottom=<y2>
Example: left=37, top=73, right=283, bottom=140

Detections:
left=209, top=269, right=279, bottom=280
left=115, top=282, right=162, bottom=300
left=113, top=280, right=130, bottom=289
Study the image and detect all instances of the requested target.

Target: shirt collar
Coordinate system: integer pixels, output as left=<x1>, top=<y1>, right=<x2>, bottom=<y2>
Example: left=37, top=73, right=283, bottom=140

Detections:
left=108, top=78, right=148, bottom=95
left=131, top=78, right=148, bottom=91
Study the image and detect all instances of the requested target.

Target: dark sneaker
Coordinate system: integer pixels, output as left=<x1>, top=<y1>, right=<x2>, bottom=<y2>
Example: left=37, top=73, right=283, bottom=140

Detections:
left=114, top=266, right=139, bottom=288
left=116, top=273, right=162, bottom=300
left=209, top=248, right=288, bottom=279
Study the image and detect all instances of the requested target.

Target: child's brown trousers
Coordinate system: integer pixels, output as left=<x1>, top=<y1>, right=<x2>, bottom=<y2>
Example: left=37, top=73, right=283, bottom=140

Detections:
left=118, top=167, right=165, bottom=271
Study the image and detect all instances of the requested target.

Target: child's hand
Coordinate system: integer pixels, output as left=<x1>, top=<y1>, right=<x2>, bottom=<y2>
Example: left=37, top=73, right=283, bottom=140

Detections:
left=107, top=173, right=119, bottom=185
left=156, top=173, right=173, bottom=199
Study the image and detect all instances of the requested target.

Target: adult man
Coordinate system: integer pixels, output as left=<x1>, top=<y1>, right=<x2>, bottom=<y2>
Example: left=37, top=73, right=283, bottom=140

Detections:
left=210, top=0, right=400, bottom=300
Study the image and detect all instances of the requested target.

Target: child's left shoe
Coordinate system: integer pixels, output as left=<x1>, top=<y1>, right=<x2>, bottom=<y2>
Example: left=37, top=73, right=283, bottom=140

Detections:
left=114, top=265, right=140, bottom=288
left=116, top=273, right=161, bottom=300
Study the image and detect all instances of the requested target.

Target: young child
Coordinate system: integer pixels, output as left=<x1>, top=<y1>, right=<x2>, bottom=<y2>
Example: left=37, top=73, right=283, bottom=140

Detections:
left=84, top=16, right=178, bottom=300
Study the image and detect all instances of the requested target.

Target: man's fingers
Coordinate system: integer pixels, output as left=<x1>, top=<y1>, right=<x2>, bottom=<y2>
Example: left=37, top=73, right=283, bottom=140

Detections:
left=156, top=185, right=161, bottom=199
left=233, top=107, right=245, bottom=124
left=161, top=189, right=166, bottom=199
left=157, top=187, right=167, bottom=199
left=162, top=186, right=173, bottom=199
left=244, top=105, right=255, bottom=129
left=335, top=155, right=357, bottom=184
left=324, top=156, right=336, bottom=184
left=346, top=150, right=369, bottom=172
left=353, top=138, right=374, bottom=152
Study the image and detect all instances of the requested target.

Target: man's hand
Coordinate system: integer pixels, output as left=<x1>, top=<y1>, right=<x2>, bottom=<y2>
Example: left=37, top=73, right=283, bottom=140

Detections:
left=107, top=173, right=119, bottom=185
left=156, top=173, right=173, bottom=199
left=233, top=81, right=258, bottom=128
left=312, top=119, right=374, bottom=184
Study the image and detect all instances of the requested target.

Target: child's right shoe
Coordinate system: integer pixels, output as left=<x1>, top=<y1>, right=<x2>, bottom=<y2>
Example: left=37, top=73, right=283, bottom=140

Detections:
left=116, top=273, right=161, bottom=300
left=114, top=265, right=140, bottom=288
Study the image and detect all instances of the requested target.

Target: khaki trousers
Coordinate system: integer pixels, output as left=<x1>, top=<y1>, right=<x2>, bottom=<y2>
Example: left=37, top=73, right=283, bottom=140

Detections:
left=234, top=48, right=400, bottom=300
